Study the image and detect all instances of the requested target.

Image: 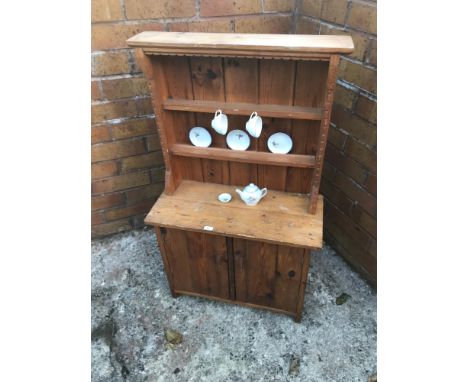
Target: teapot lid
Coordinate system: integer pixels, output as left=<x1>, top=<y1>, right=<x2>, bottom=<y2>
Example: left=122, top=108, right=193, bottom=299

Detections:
left=243, top=183, right=260, bottom=193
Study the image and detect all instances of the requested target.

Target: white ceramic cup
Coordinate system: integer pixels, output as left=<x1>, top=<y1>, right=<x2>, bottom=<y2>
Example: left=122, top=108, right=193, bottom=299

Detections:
left=245, top=112, right=262, bottom=138
left=211, top=109, right=228, bottom=135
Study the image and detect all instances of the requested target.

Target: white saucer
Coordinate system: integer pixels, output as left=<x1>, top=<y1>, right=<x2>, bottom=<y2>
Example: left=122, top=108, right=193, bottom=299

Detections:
left=227, top=129, right=250, bottom=151
left=218, top=193, right=232, bottom=203
left=267, top=132, right=293, bottom=154
left=189, top=127, right=212, bottom=147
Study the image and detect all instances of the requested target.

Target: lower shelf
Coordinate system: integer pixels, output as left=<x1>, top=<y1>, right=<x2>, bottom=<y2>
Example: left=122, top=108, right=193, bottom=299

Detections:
left=170, top=144, right=316, bottom=168
left=144, top=180, right=323, bottom=249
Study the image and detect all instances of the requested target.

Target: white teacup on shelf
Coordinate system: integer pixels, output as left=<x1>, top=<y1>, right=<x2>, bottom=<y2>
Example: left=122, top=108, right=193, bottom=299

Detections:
left=211, top=109, right=228, bottom=135
left=245, top=111, right=262, bottom=138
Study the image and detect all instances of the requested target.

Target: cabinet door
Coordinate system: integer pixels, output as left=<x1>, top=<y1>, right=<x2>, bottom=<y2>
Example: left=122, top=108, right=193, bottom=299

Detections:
left=233, top=239, right=306, bottom=314
left=159, top=228, right=230, bottom=299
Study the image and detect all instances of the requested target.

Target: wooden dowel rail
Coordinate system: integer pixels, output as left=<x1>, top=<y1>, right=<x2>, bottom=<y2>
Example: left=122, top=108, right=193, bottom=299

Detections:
left=163, top=99, right=322, bottom=121
left=170, top=144, right=316, bottom=168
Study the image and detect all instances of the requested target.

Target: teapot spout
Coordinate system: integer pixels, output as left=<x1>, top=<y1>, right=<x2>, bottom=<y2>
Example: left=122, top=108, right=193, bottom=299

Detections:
left=235, top=189, right=243, bottom=197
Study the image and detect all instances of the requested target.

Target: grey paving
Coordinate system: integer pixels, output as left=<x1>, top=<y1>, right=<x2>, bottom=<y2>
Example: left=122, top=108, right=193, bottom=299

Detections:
left=92, top=229, right=376, bottom=382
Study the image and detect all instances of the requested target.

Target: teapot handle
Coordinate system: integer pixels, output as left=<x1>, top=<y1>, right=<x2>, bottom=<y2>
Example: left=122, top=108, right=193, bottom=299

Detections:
left=260, top=188, right=268, bottom=199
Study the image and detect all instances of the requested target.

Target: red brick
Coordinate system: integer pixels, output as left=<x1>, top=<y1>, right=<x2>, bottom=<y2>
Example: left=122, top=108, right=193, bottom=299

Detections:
left=322, top=160, right=337, bottom=182
left=325, top=144, right=368, bottom=185
left=347, top=1, right=377, bottom=34
left=91, top=81, right=101, bottom=101
left=328, top=124, right=348, bottom=150
left=92, top=51, right=130, bottom=76
left=201, top=0, right=261, bottom=17
left=364, top=173, right=376, bottom=195
left=321, top=0, right=348, bottom=25
left=367, top=38, right=377, bottom=66
left=168, top=18, right=234, bottom=33
left=146, top=134, right=161, bottom=151
left=301, top=0, right=323, bottom=17
left=264, top=0, right=294, bottom=12
left=324, top=225, right=376, bottom=284
left=105, top=199, right=155, bottom=221
left=325, top=201, right=372, bottom=251
left=355, top=95, right=377, bottom=124
left=320, top=178, right=353, bottom=214
left=92, top=212, right=106, bottom=225
left=92, top=23, right=164, bottom=51
left=91, top=125, right=112, bottom=144
left=92, top=99, right=139, bottom=124
left=345, top=139, right=376, bottom=173
left=92, top=138, right=146, bottom=162
left=331, top=105, right=376, bottom=147
left=295, top=17, right=321, bottom=34
left=235, top=15, right=291, bottom=33
left=327, top=166, right=377, bottom=217
left=368, top=238, right=377, bottom=258
left=126, top=183, right=164, bottom=204
left=339, top=59, right=376, bottom=94
left=320, top=25, right=369, bottom=61
left=137, top=97, right=155, bottom=115
left=92, top=171, right=151, bottom=194
left=125, top=0, right=196, bottom=20
left=101, top=77, right=149, bottom=100
left=92, top=193, right=125, bottom=211
left=349, top=204, right=377, bottom=238
left=121, top=151, right=164, bottom=172
left=92, top=218, right=132, bottom=237
left=92, top=0, right=123, bottom=22
left=150, top=166, right=166, bottom=182
left=333, top=84, right=356, bottom=109
left=92, top=160, right=119, bottom=179
left=112, top=118, right=156, bottom=139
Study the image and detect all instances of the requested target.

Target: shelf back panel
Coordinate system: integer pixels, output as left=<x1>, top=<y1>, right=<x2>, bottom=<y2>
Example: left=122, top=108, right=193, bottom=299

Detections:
left=152, top=55, right=329, bottom=193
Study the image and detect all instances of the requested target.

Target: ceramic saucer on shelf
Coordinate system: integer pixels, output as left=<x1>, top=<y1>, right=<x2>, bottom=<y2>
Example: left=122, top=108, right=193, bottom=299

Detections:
left=267, top=132, right=293, bottom=154
left=189, top=127, right=212, bottom=147
left=226, top=129, right=250, bottom=151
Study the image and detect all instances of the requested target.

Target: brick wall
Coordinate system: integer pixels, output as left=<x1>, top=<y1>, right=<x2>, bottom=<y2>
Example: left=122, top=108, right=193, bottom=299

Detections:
left=91, top=0, right=294, bottom=237
left=296, top=0, right=377, bottom=284
left=91, top=0, right=377, bottom=284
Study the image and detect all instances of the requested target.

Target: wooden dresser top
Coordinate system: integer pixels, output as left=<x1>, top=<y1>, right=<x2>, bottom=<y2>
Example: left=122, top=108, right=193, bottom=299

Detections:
left=127, top=31, right=354, bottom=59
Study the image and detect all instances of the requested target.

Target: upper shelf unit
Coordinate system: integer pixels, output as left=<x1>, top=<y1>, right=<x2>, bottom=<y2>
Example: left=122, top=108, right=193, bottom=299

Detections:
left=163, top=99, right=322, bottom=121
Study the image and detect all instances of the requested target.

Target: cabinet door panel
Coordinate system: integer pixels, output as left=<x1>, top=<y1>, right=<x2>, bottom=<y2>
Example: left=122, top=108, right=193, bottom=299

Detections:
left=160, top=228, right=230, bottom=299
left=233, top=238, right=305, bottom=313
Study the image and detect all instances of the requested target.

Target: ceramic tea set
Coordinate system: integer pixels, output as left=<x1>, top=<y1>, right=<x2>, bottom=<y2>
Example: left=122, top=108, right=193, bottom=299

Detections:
left=189, top=109, right=294, bottom=207
left=218, top=183, right=268, bottom=206
left=188, top=109, right=293, bottom=154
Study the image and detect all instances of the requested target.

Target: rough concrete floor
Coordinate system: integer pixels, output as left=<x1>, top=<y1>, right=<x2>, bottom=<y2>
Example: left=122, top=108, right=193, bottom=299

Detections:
left=92, top=229, right=376, bottom=382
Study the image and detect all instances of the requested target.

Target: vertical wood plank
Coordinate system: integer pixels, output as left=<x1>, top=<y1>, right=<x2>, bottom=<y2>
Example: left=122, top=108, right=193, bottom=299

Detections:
left=295, top=250, right=311, bottom=322
left=233, top=238, right=277, bottom=307
left=273, top=245, right=303, bottom=312
left=135, top=49, right=179, bottom=193
left=160, top=56, right=204, bottom=182
left=258, top=59, right=295, bottom=191
left=163, top=228, right=230, bottom=299
left=155, top=227, right=177, bottom=297
left=286, top=60, right=329, bottom=194
left=309, top=54, right=340, bottom=213
left=189, top=57, right=230, bottom=185
left=223, top=57, right=258, bottom=186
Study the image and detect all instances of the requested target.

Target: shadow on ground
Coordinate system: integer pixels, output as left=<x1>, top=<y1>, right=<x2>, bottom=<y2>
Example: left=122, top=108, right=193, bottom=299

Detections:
left=92, top=229, right=376, bottom=382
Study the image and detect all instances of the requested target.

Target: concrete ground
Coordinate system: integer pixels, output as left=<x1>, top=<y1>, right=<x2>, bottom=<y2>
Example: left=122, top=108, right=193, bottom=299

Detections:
left=92, top=229, right=376, bottom=382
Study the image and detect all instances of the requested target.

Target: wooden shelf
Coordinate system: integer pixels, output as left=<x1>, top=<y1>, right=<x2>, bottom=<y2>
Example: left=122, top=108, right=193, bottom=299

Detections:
left=163, top=99, right=322, bottom=121
left=144, top=180, right=323, bottom=249
left=127, top=32, right=354, bottom=60
left=170, top=144, right=316, bottom=168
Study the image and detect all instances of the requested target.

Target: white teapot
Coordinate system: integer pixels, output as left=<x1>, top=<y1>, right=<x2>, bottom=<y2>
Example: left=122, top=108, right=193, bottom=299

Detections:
left=235, top=183, right=268, bottom=206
